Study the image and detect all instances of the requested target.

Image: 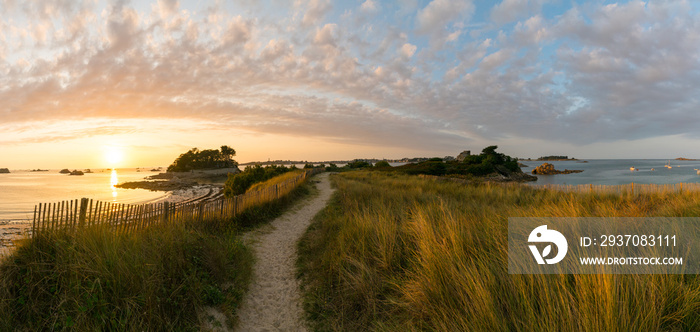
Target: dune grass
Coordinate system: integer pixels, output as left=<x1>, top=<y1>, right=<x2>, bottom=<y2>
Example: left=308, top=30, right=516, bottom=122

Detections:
left=297, top=171, right=700, bottom=331
left=0, top=172, right=313, bottom=331
left=246, top=170, right=304, bottom=193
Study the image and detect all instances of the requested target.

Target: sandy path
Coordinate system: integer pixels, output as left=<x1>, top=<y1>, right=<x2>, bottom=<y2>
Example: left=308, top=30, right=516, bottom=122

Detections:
left=234, top=172, right=333, bottom=332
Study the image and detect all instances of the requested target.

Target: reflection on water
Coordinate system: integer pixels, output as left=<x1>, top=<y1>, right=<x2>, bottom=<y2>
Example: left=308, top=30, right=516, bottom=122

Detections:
left=0, top=168, right=167, bottom=222
left=110, top=169, right=118, bottom=199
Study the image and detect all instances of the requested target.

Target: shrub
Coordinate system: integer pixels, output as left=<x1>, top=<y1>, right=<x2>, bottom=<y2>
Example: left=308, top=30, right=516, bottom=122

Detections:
left=223, top=164, right=292, bottom=197
left=345, top=160, right=372, bottom=169
left=374, top=160, right=391, bottom=168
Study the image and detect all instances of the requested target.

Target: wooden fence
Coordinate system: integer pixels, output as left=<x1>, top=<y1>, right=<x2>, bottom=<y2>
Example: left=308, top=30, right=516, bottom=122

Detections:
left=534, top=182, right=700, bottom=195
left=31, top=168, right=324, bottom=236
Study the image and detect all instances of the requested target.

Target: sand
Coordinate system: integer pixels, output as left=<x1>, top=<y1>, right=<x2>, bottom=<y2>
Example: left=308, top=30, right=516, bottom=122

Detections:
left=232, top=172, right=333, bottom=332
left=0, top=222, right=31, bottom=257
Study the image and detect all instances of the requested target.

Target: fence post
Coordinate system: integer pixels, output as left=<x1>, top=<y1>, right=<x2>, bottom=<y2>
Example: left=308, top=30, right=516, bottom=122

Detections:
left=78, top=198, right=89, bottom=228
left=32, top=205, right=37, bottom=237
left=163, top=202, right=170, bottom=223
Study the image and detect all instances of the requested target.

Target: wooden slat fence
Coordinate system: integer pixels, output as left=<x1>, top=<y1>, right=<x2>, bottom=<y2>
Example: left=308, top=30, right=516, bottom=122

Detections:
left=31, top=168, right=323, bottom=236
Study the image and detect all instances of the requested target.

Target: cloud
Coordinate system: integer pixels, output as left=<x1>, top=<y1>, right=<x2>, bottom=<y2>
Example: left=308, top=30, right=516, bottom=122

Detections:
left=360, top=0, right=380, bottom=14
left=222, top=15, right=253, bottom=46
left=157, top=0, right=179, bottom=17
left=300, top=0, right=332, bottom=27
left=399, top=43, right=416, bottom=58
left=491, top=0, right=549, bottom=25
left=1, top=0, right=700, bottom=160
left=416, top=0, right=473, bottom=34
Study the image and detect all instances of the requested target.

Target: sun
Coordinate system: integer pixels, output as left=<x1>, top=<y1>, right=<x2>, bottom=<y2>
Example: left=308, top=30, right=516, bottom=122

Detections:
left=104, top=146, right=124, bottom=166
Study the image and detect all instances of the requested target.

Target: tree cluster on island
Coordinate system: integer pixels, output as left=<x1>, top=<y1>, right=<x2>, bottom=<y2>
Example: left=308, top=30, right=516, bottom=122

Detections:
left=323, top=146, right=533, bottom=181
left=384, top=146, right=522, bottom=177
left=167, top=145, right=237, bottom=172
left=537, top=155, right=576, bottom=161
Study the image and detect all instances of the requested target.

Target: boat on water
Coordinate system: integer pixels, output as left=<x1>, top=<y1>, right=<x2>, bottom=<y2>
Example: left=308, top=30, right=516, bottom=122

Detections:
left=665, top=160, right=673, bottom=169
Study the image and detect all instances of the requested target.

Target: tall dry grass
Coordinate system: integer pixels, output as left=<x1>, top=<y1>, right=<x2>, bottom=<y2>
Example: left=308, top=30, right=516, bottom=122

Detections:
left=0, top=171, right=315, bottom=331
left=247, top=170, right=304, bottom=193
left=298, top=171, right=700, bottom=331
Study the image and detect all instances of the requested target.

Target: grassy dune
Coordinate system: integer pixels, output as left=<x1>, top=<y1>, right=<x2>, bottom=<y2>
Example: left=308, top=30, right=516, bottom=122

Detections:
left=0, top=173, right=312, bottom=331
left=246, top=169, right=304, bottom=193
left=298, top=171, right=700, bottom=331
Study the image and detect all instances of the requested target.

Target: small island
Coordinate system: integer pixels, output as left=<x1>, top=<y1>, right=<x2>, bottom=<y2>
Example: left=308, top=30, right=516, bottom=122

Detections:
left=676, top=157, right=699, bottom=161
left=536, top=155, right=578, bottom=161
left=532, top=162, right=583, bottom=175
left=0, top=168, right=10, bottom=174
left=59, top=169, right=71, bottom=174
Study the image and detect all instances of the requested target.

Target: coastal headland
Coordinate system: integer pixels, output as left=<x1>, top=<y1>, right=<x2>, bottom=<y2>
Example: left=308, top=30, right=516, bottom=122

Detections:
left=115, top=167, right=240, bottom=192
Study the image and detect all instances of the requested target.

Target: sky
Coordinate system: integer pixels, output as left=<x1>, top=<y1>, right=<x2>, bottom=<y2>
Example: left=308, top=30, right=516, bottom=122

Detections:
left=1, top=0, right=700, bottom=169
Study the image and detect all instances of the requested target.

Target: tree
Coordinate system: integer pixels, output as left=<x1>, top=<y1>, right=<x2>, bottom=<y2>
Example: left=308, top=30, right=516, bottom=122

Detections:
left=167, top=146, right=238, bottom=172
left=220, top=145, right=237, bottom=167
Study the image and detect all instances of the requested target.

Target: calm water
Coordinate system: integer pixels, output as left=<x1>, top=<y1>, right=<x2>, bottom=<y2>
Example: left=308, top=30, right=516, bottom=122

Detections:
left=522, top=159, right=700, bottom=185
left=3, top=160, right=700, bottom=222
left=0, top=169, right=167, bottom=222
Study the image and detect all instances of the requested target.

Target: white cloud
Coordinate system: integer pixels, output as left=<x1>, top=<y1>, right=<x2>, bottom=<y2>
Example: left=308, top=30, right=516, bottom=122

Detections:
left=223, top=16, right=253, bottom=46
left=301, top=0, right=332, bottom=27
left=491, top=0, right=529, bottom=24
left=157, top=0, right=179, bottom=17
left=360, top=0, right=379, bottom=14
left=400, top=43, right=416, bottom=58
left=416, top=0, right=473, bottom=34
left=313, top=23, right=337, bottom=45
left=2, top=0, right=700, bottom=158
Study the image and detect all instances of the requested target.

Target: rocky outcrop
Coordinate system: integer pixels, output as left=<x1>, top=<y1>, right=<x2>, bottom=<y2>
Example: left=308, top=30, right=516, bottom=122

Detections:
left=531, top=163, right=583, bottom=175
left=493, top=165, right=538, bottom=182
left=59, top=169, right=71, bottom=174
left=69, top=170, right=84, bottom=176
left=456, top=150, right=471, bottom=162
left=0, top=168, right=9, bottom=174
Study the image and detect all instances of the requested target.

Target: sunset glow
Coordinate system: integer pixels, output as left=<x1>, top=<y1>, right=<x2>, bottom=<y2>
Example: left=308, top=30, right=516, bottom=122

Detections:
left=1, top=1, right=700, bottom=169
left=104, top=147, right=125, bottom=167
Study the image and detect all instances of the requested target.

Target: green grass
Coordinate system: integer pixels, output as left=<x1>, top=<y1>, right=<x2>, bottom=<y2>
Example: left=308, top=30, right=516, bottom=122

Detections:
left=297, top=171, right=700, bottom=331
left=0, top=174, right=313, bottom=331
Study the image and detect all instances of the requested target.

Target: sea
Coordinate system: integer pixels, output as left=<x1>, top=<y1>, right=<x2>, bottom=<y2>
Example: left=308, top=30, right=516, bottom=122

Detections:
left=0, top=169, right=167, bottom=223
left=2, top=159, right=700, bottom=223
left=522, top=159, right=700, bottom=185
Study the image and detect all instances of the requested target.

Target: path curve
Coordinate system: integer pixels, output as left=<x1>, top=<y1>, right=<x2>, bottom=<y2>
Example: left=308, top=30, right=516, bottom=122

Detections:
left=235, top=172, right=333, bottom=331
